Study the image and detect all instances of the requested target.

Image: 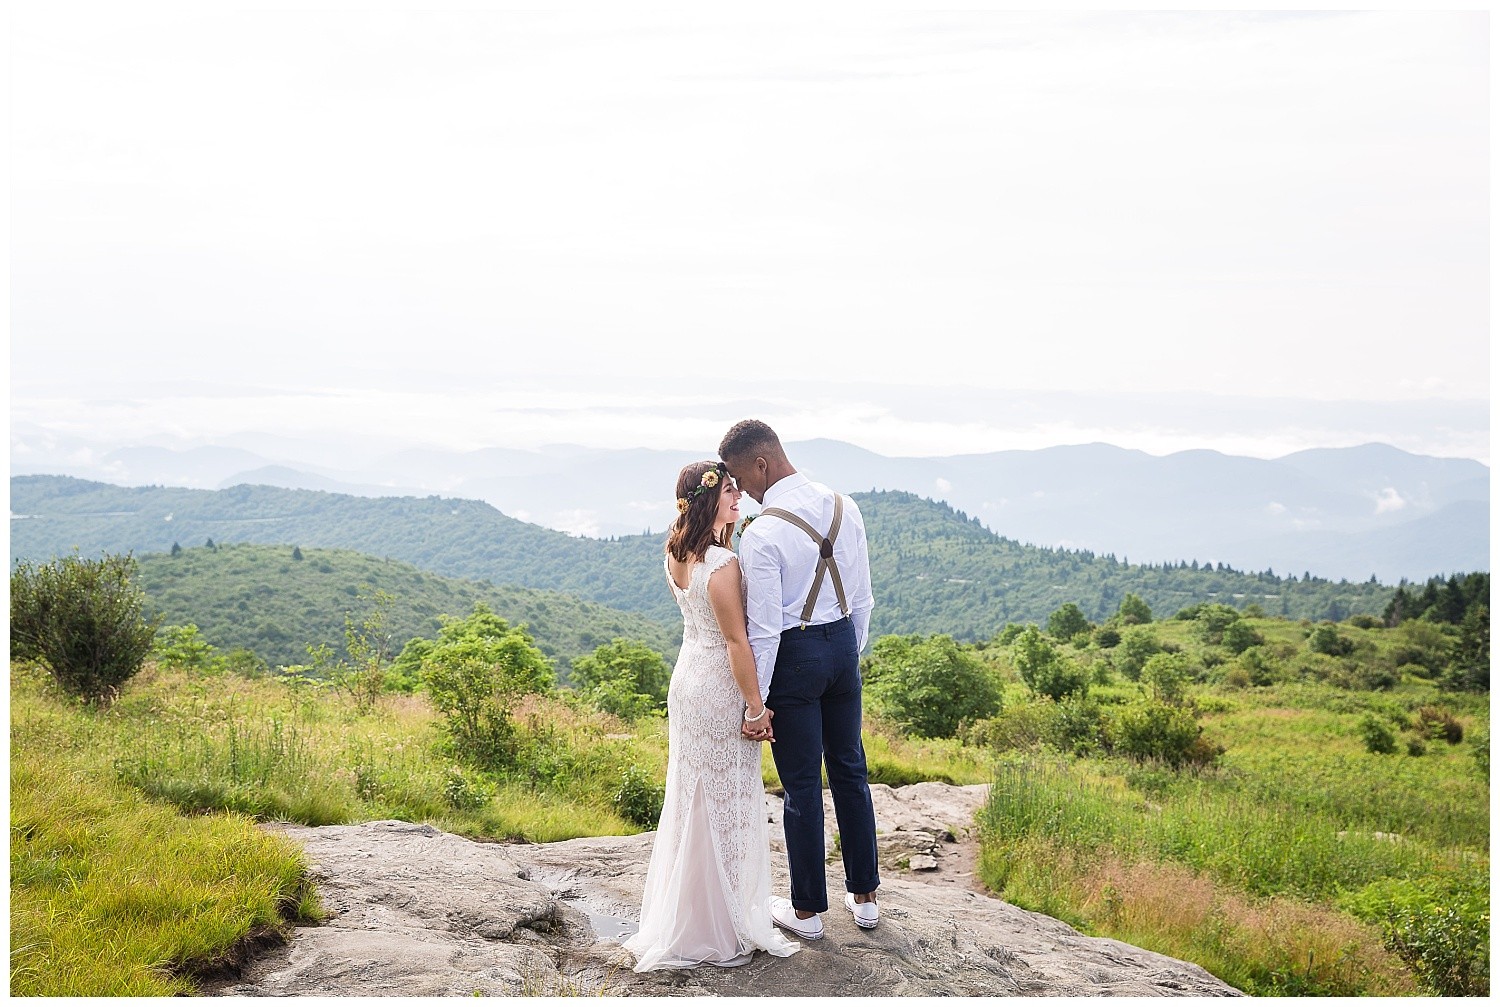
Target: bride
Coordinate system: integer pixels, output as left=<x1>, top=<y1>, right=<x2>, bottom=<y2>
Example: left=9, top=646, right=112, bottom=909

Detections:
left=623, top=461, right=802, bottom=971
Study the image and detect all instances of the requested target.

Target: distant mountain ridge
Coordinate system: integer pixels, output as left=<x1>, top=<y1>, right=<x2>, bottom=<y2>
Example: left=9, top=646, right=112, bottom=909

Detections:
left=10, top=433, right=1485, bottom=582
left=11, top=475, right=1398, bottom=640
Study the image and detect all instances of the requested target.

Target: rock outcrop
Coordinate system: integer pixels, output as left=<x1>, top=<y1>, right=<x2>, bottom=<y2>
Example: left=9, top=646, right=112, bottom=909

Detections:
left=207, top=783, right=1240, bottom=997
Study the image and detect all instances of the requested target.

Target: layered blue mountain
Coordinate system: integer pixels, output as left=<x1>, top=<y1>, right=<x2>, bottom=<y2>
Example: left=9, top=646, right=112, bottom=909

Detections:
left=13, top=437, right=1484, bottom=583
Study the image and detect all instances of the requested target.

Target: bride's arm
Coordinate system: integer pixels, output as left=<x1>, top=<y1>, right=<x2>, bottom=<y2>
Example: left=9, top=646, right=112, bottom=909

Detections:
left=707, top=559, right=770, bottom=725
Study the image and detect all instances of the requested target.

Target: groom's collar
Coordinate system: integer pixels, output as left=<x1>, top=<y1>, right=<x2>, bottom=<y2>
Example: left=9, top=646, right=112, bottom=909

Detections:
left=762, top=471, right=809, bottom=507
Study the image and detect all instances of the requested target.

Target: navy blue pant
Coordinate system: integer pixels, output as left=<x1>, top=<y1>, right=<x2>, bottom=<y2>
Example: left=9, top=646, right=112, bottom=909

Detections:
left=766, top=616, right=880, bottom=913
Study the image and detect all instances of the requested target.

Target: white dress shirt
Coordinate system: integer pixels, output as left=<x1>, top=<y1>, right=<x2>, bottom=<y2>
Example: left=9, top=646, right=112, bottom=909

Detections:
left=738, top=472, right=875, bottom=700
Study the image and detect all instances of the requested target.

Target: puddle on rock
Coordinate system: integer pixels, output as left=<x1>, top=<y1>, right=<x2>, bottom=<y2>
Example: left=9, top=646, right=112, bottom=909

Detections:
left=586, top=911, right=639, bottom=942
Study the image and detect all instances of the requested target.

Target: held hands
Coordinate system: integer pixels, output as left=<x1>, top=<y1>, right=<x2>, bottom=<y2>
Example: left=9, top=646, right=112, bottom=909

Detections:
left=741, top=704, right=775, bottom=743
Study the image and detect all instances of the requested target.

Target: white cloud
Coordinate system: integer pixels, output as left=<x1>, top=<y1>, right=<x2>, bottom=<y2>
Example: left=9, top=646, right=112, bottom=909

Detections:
left=1267, top=501, right=1288, bottom=515
left=935, top=478, right=953, bottom=493
left=1372, top=487, right=1408, bottom=514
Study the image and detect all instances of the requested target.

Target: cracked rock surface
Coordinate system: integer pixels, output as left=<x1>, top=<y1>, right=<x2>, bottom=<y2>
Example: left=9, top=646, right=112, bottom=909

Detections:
left=207, top=783, right=1241, bottom=997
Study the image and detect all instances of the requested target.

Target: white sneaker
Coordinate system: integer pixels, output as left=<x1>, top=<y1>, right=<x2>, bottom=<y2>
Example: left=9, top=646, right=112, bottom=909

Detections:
left=770, top=896, right=823, bottom=940
left=845, top=892, right=879, bottom=929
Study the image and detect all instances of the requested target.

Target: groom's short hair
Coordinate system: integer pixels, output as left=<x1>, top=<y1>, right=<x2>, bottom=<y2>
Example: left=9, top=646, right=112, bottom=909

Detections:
left=719, top=419, right=781, bottom=462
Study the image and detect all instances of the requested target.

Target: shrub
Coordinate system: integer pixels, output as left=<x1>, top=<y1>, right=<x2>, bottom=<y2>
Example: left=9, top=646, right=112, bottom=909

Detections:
left=151, top=623, right=220, bottom=671
left=1413, top=707, right=1464, bottom=745
left=1192, top=604, right=1244, bottom=646
left=613, top=764, right=664, bottom=827
left=571, top=639, right=670, bottom=721
left=1117, top=592, right=1153, bottom=625
left=1114, top=626, right=1162, bottom=681
left=1093, top=626, right=1121, bottom=649
left=442, top=766, right=494, bottom=810
left=1052, top=694, right=1109, bottom=755
left=1139, top=652, right=1194, bottom=706
left=963, top=704, right=1058, bottom=752
left=1221, top=619, right=1264, bottom=655
left=410, top=603, right=556, bottom=768
left=10, top=552, right=160, bottom=704
left=1405, top=736, right=1427, bottom=757
left=864, top=634, right=1001, bottom=738
left=1359, top=714, right=1397, bottom=755
left=1340, top=876, right=1490, bottom=996
left=1046, top=602, right=1092, bottom=643
left=1389, top=620, right=1451, bottom=676
left=995, top=623, right=1029, bottom=646
left=1011, top=626, right=1088, bottom=702
left=1472, top=729, right=1489, bottom=777
left=1109, top=701, right=1218, bottom=768
left=1308, top=623, right=1355, bottom=657
left=1348, top=614, right=1383, bottom=630
left=1235, top=645, right=1283, bottom=686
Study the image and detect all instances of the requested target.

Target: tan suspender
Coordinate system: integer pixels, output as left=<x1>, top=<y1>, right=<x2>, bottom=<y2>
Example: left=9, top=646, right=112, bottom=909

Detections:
left=758, top=493, right=850, bottom=626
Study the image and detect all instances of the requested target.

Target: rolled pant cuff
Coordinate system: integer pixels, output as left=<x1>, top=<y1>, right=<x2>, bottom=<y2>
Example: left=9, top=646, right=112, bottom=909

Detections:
left=791, top=898, right=827, bottom=914
left=846, top=880, right=880, bottom=895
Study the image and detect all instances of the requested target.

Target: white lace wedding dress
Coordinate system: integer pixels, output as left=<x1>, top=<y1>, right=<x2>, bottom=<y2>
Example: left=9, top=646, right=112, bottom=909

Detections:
left=624, top=545, right=801, bottom=971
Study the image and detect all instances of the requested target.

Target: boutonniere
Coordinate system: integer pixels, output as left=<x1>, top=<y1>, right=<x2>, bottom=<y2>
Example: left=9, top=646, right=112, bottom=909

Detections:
left=737, top=514, right=758, bottom=536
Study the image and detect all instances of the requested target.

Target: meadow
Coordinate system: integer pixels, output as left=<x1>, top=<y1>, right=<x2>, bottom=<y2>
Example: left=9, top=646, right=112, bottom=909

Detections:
left=9, top=596, right=1489, bottom=996
left=970, top=613, right=1489, bottom=996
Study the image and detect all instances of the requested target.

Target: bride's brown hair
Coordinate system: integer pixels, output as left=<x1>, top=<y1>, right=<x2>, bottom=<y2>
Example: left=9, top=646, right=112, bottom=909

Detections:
left=666, top=461, right=733, bottom=562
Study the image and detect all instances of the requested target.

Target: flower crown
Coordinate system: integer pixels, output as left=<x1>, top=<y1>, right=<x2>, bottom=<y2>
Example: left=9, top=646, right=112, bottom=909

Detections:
left=676, top=463, right=725, bottom=514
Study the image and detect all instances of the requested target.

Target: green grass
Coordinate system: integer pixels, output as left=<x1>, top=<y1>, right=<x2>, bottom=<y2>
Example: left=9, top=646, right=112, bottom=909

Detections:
left=9, top=727, right=317, bottom=995
left=972, top=615, right=1490, bottom=997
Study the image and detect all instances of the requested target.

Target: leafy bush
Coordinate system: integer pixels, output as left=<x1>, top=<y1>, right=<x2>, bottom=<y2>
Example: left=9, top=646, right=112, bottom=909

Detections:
left=151, top=624, right=220, bottom=671
left=1348, top=614, right=1383, bottom=630
left=1413, top=707, right=1464, bottom=745
left=442, top=765, right=494, bottom=810
left=1359, top=714, right=1397, bottom=755
left=1191, top=604, right=1244, bottom=646
left=614, top=764, right=665, bottom=827
left=1093, top=626, right=1122, bottom=649
left=864, top=634, right=1001, bottom=738
left=1011, top=625, right=1088, bottom=701
left=409, top=603, right=556, bottom=767
left=1339, top=876, right=1490, bottom=996
left=1046, top=602, right=1092, bottom=642
left=1117, top=592, right=1153, bottom=625
left=1405, top=736, right=1427, bottom=757
left=963, top=704, right=1058, bottom=752
left=1114, top=626, right=1162, bottom=681
left=10, top=552, right=160, bottom=704
left=1139, top=652, right=1194, bottom=706
left=1389, top=620, right=1450, bottom=676
left=571, top=639, right=670, bottom=721
left=995, top=623, right=1029, bottom=646
left=1052, top=694, right=1109, bottom=755
left=1221, top=619, right=1264, bottom=655
left=1109, top=701, right=1219, bottom=768
left=1308, top=623, right=1355, bottom=657
left=1234, top=645, right=1284, bottom=687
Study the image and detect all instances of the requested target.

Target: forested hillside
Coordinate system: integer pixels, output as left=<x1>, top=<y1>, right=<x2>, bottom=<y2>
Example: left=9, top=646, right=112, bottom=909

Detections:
left=13, top=476, right=1397, bottom=641
left=135, top=543, right=678, bottom=677
left=866, top=492, right=1395, bottom=636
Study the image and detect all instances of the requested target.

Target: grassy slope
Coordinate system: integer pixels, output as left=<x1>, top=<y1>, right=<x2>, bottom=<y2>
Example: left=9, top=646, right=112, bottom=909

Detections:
left=9, top=666, right=319, bottom=994
left=973, top=615, right=1488, bottom=995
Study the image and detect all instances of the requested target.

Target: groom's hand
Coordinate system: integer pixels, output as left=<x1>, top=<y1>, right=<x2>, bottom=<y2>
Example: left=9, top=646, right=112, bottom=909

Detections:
left=741, top=706, right=775, bottom=743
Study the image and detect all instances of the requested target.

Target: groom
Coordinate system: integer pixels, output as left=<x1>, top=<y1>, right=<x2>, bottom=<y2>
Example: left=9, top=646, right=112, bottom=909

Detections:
left=718, top=419, right=881, bottom=938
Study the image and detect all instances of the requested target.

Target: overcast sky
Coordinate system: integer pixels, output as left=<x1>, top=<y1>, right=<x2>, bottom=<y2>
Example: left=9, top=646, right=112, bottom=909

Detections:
left=8, top=6, right=1491, bottom=466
